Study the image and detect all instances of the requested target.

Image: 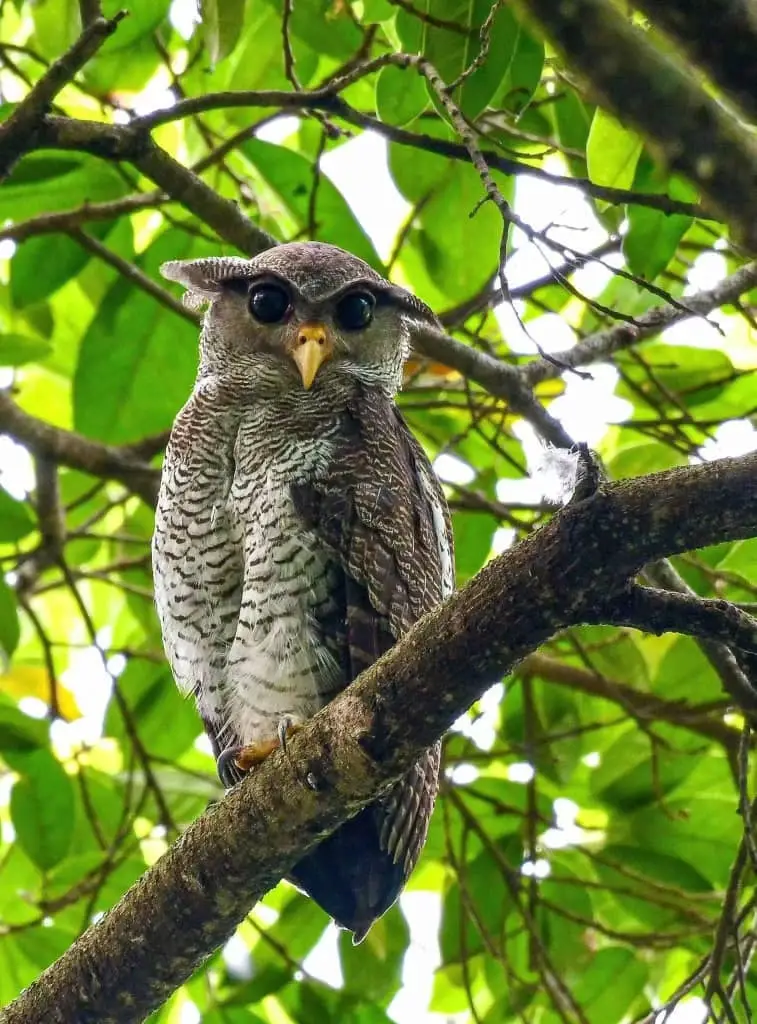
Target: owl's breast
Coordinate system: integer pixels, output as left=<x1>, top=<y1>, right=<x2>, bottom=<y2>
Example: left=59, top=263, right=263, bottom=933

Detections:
left=225, top=418, right=345, bottom=746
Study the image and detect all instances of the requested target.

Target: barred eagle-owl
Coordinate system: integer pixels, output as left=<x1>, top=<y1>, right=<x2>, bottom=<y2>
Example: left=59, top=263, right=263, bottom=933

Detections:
left=152, top=242, right=454, bottom=942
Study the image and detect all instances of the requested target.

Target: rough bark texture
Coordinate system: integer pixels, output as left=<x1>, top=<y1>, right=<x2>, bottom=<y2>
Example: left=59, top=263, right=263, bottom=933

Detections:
left=4, top=451, right=757, bottom=1024
left=518, top=0, right=757, bottom=251
left=634, top=0, right=757, bottom=123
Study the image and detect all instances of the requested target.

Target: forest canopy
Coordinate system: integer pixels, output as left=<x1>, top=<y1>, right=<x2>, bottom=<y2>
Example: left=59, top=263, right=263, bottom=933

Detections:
left=1, top=1, right=757, bottom=1022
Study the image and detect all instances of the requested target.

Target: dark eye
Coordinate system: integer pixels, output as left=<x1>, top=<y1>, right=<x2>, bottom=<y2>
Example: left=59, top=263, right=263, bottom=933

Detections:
left=335, top=291, right=374, bottom=331
left=249, top=283, right=290, bottom=324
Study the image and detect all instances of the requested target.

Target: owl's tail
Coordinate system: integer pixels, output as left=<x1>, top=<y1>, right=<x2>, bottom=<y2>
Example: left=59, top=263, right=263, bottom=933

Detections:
left=287, top=804, right=404, bottom=943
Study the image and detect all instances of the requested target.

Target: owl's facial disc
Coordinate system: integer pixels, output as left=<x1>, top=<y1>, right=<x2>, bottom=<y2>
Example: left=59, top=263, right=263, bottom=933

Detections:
left=289, top=322, right=334, bottom=390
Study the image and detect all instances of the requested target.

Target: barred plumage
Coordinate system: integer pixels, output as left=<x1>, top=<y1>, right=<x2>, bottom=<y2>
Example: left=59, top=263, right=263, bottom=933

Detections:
left=152, top=242, right=454, bottom=941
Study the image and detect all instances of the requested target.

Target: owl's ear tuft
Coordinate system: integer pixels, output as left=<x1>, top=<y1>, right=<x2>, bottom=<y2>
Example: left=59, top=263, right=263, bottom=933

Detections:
left=160, top=257, right=255, bottom=311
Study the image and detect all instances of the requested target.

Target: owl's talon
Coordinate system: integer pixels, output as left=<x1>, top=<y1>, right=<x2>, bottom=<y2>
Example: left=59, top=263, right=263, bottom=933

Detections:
left=217, top=747, right=247, bottom=788
left=278, top=716, right=302, bottom=753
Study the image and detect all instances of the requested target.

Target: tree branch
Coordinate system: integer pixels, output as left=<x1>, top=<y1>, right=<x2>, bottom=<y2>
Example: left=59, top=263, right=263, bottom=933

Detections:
left=412, top=323, right=575, bottom=448
left=603, top=584, right=757, bottom=710
left=0, top=391, right=159, bottom=505
left=633, top=0, right=757, bottom=124
left=520, top=260, right=757, bottom=387
left=0, top=12, right=125, bottom=179
left=5, top=450, right=757, bottom=1022
left=518, top=0, right=757, bottom=251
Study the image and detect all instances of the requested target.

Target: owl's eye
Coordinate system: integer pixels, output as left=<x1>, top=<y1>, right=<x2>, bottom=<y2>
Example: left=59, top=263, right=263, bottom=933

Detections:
left=249, top=283, right=291, bottom=324
left=335, top=291, right=374, bottom=331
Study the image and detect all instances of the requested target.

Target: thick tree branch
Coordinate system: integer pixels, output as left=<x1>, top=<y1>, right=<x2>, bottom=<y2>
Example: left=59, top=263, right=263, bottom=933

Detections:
left=0, top=391, right=159, bottom=505
left=412, top=323, right=575, bottom=448
left=517, top=0, right=757, bottom=251
left=633, top=0, right=757, bottom=125
left=5, top=451, right=757, bottom=1023
left=603, top=584, right=757, bottom=710
left=0, top=13, right=124, bottom=179
left=643, top=558, right=757, bottom=729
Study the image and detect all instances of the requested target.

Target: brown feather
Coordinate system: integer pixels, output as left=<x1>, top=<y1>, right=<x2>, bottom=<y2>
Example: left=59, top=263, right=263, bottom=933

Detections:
left=289, top=385, right=452, bottom=940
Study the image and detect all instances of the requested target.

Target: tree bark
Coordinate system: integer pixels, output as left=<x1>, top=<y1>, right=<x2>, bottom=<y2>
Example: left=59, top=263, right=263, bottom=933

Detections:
left=3, top=451, right=757, bottom=1024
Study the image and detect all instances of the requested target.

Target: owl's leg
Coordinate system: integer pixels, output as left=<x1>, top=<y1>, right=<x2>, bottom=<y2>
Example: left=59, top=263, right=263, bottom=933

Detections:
left=217, top=720, right=303, bottom=788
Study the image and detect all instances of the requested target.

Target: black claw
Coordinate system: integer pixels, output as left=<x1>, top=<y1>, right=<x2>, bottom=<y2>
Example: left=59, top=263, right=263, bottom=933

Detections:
left=277, top=715, right=293, bottom=752
left=217, top=747, right=247, bottom=789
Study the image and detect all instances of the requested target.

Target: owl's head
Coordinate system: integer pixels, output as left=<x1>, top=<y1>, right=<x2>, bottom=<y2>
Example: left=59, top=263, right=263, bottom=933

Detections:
left=161, top=242, right=440, bottom=397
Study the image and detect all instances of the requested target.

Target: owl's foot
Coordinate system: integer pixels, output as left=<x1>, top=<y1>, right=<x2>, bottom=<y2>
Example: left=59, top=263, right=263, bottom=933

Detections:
left=217, top=719, right=303, bottom=788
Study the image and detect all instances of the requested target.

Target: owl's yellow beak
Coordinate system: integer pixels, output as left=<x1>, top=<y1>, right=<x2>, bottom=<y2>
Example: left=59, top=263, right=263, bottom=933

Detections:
left=291, top=323, right=334, bottom=389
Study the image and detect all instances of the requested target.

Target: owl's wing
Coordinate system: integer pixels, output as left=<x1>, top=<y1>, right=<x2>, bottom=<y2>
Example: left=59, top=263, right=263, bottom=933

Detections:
left=290, top=385, right=454, bottom=942
left=152, top=394, right=244, bottom=757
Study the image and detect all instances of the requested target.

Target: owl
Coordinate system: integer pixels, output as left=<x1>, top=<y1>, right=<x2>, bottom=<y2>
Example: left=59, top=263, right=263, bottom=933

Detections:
left=152, top=242, right=454, bottom=942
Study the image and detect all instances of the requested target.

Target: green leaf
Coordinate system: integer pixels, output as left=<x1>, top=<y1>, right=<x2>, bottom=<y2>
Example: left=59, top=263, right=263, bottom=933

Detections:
left=201, top=0, right=246, bottom=66
left=590, top=726, right=701, bottom=811
left=0, top=153, right=127, bottom=223
left=624, top=206, right=692, bottom=281
left=586, top=109, right=643, bottom=191
left=376, top=65, right=428, bottom=127
left=104, top=661, right=201, bottom=761
left=572, top=948, right=649, bottom=1023
left=418, top=1, right=522, bottom=120
left=615, top=343, right=734, bottom=412
left=440, top=848, right=516, bottom=963
left=408, top=160, right=511, bottom=304
left=0, top=699, right=48, bottom=765
left=11, top=225, right=111, bottom=309
left=240, top=139, right=381, bottom=266
left=340, top=905, right=408, bottom=1004
left=0, top=486, right=35, bottom=542
left=0, top=577, right=20, bottom=662
left=10, top=749, right=75, bottom=871
left=0, top=334, right=53, bottom=367
left=260, top=0, right=362, bottom=59
left=452, top=510, right=497, bottom=582
left=74, top=228, right=210, bottom=444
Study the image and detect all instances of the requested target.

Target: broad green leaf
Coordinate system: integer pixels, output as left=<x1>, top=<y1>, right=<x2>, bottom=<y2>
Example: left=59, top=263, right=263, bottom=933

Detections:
left=0, top=577, right=20, bottom=662
left=240, top=139, right=381, bottom=266
left=572, top=948, right=649, bottom=1024
left=10, top=749, right=75, bottom=871
left=0, top=154, right=127, bottom=223
left=410, top=160, right=511, bottom=303
left=340, top=905, right=408, bottom=1003
left=590, top=726, right=702, bottom=811
left=11, top=225, right=110, bottom=309
left=260, top=0, right=362, bottom=59
left=201, top=0, right=246, bottom=66
left=74, top=228, right=209, bottom=444
left=0, top=698, right=48, bottom=763
left=440, top=848, right=516, bottom=963
left=0, top=334, right=53, bottom=367
left=452, top=510, right=497, bottom=582
left=376, top=65, right=428, bottom=127
left=104, top=661, right=201, bottom=760
left=551, top=89, right=593, bottom=176
left=624, top=206, right=692, bottom=281
left=586, top=109, right=643, bottom=191
left=615, top=343, right=734, bottom=412
left=0, top=485, right=35, bottom=541
left=253, top=892, right=330, bottom=967
left=418, top=1, right=522, bottom=120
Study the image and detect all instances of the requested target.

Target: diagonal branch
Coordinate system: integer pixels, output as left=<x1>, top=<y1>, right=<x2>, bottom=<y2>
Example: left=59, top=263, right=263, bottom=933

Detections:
left=518, top=0, right=757, bottom=251
left=520, top=260, right=757, bottom=387
left=4, top=450, right=757, bottom=1023
left=0, top=391, right=160, bottom=506
left=0, top=12, right=125, bottom=179
left=602, top=584, right=757, bottom=710
left=633, top=0, right=757, bottom=125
